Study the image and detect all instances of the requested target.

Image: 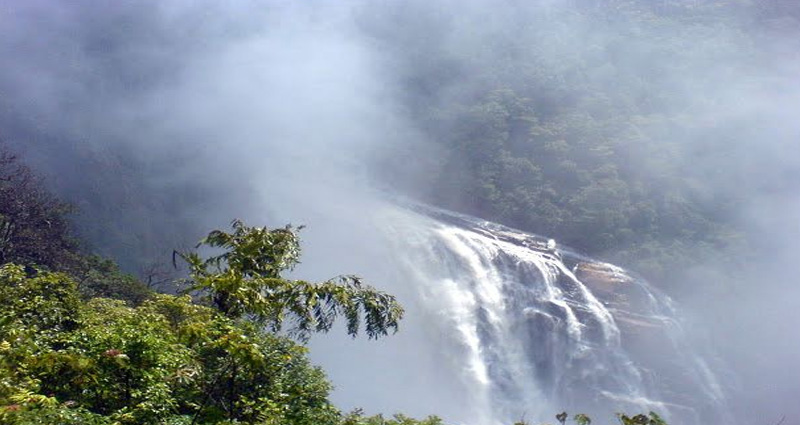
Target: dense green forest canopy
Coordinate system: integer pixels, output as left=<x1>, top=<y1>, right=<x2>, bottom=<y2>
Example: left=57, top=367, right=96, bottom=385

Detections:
left=368, top=0, right=799, bottom=291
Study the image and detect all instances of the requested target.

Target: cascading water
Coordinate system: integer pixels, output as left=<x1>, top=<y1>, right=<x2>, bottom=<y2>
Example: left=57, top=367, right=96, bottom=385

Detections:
left=369, top=202, right=730, bottom=425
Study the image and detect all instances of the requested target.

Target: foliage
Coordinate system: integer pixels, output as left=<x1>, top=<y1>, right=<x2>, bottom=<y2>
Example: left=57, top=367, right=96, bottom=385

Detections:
left=372, top=0, right=772, bottom=288
left=177, top=220, right=404, bottom=341
left=0, top=264, right=341, bottom=425
left=0, top=143, right=79, bottom=271
left=0, top=150, right=398, bottom=424
left=341, top=409, right=445, bottom=425
left=0, top=154, right=672, bottom=425
left=0, top=143, right=153, bottom=306
left=617, top=412, right=667, bottom=425
left=574, top=413, right=591, bottom=425
left=71, top=254, right=152, bottom=305
left=513, top=412, right=665, bottom=425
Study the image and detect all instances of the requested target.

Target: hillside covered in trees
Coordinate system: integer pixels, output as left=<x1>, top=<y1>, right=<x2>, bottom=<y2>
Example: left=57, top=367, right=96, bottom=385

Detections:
left=371, top=0, right=800, bottom=292
left=0, top=144, right=669, bottom=424
left=0, top=144, right=433, bottom=424
left=4, top=0, right=797, bottom=296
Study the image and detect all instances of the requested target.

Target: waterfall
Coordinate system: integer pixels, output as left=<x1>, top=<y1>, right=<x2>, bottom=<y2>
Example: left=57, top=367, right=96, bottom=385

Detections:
left=373, top=202, right=730, bottom=425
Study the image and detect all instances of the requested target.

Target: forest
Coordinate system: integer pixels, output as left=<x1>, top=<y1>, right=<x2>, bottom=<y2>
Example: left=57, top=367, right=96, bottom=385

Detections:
left=374, top=0, right=799, bottom=291
left=0, top=143, right=667, bottom=424
left=2, top=0, right=800, bottom=423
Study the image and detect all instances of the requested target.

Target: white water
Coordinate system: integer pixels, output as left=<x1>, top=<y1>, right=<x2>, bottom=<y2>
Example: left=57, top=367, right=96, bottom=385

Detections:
left=309, top=202, right=729, bottom=424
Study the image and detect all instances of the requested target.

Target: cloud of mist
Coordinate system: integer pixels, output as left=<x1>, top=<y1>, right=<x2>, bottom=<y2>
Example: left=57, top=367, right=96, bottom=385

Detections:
left=2, top=0, right=800, bottom=423
left=0, top=0, right=429, bottom=267
left=0, top=0, right=452, bottom=419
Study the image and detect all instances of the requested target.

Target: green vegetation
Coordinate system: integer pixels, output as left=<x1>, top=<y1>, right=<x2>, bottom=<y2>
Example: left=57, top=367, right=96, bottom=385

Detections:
left=0, top=264, right=340, bottom=424
left=0, top=143, right=390, bottom=424
left=8, top=0, right=767, bottom=419
left=0, top=212, right=402, bottom=424
left=0, top=145, right=79, bottom=271
left=0, top=144, right=665, bottom=423
left=0, top=143, right=151, bottom=306
left=177, top=220, right=403, bottom=341
left=375, top=0, right=798, bottom=289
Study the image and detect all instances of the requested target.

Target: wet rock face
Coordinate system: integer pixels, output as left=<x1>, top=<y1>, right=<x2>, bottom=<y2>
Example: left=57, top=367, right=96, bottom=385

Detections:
left=575, top=262, right=657, bottom=314
left=574, top=262, right=632, bottom=291
left=574, top=261, right=667, bottom=344
left=573, top=260, right=722, bottom=422
left=575, top=262, right=636, bottom=303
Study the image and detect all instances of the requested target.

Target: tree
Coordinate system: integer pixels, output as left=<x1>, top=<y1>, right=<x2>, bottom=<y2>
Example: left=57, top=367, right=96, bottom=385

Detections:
left=0, top=264, right=341, bottom=425
left=341, top=410, right=445, bottom=425
left=0, top=143, right=78, bottom=270
left=71, top=255, right=151, bottom=306
left=176, top=220, right=404, bottom=341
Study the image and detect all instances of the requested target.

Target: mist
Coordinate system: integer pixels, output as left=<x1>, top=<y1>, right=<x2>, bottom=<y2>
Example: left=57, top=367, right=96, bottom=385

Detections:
left=2, top=1, right=800, bottom=423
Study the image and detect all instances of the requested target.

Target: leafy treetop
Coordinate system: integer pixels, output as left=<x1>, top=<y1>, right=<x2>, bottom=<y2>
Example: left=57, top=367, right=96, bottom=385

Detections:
left=177, top=219, right=405, bottom=341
